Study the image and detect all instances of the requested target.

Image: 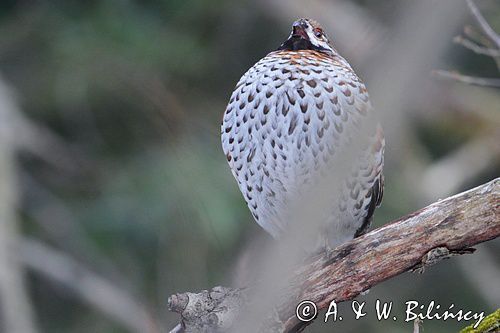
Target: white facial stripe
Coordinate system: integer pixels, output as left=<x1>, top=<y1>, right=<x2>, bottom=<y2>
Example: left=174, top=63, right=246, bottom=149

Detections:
left=303, top=22, right=334, bottom=52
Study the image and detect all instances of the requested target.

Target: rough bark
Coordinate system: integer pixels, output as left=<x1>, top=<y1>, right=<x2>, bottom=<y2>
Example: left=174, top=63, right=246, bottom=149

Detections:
left=168, top=178, right=500, bottom=332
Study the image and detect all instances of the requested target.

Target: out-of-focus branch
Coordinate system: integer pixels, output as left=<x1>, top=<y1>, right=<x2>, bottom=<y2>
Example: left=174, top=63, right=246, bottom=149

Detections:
left=17, top=237, right=159, bottom=333
left=466, top=0, right=500, bottom=48
left=420, top=135, right=500, bottom=199
left=168, top=178, right=500, bottom=332
left=453, top=35, right=500, bottom=57
left=463, top=25, right=494, bottom=49
left=0, top=76, right=38, bottom=333
left=413, top=319, right=423, bottom=333
left=432, top=70, right=500, bottom=88
left=19, top=170, right=135, bottom=291
left=0, top=77, right=86, bottom=173
left=422, top=2, right=500, bottom=315
left=435, top=0, right=500, bottom=87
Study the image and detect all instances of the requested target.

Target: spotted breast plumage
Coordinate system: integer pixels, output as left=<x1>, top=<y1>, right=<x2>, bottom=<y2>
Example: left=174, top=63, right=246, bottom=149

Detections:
left=221, top=18, right=384, bottom=248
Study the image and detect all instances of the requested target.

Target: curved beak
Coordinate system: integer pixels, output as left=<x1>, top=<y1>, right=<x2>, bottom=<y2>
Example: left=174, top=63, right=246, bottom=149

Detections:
left=292, top=19, right=309, bottom=40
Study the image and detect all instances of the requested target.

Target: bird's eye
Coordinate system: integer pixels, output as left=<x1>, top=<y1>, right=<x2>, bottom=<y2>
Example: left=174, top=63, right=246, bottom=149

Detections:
left=314, top=29, right=322, bottom=38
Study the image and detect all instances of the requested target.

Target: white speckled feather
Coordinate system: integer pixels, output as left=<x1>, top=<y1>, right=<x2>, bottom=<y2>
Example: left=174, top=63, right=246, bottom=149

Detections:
left=222, top=47, right=384, bottom=247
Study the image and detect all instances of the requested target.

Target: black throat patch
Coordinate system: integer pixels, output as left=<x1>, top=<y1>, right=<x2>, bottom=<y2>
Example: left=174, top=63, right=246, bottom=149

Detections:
left=277, top=36, right=331, bottom=54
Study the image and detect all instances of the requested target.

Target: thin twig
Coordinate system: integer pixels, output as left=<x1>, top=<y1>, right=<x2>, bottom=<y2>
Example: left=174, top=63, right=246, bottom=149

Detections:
left=432, top=69, right=500, bottom=88
left=463, top=25, right=496, bottom=48
left=466, top=0, right=500, bottom=48
left=453, top=35, right=500, bottom=57
left=413, top=319, right=422, bottom=333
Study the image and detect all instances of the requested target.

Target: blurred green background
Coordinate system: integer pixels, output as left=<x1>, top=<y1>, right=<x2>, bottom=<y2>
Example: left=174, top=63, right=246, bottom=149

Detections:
left=0, top=0, right=498, bottom=332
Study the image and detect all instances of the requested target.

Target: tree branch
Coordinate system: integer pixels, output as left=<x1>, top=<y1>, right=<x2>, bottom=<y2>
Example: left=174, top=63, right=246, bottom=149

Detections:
left=17, top=237, right=159, bottom=333
left=432, top=70, right=500, bottom=88
left=434, top=0, right=500, bottom=85
left=453, top=35, right=500, bottom=57
left=465, top=0, right=500, bottom=49
left=168, top=178, right=500, bottom=332
left=0, top=75, right=38, bottom=333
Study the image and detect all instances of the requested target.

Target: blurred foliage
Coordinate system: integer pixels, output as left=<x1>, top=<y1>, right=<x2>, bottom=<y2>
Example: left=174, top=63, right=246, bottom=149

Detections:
left=0, top=0, right=498, bottom=332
